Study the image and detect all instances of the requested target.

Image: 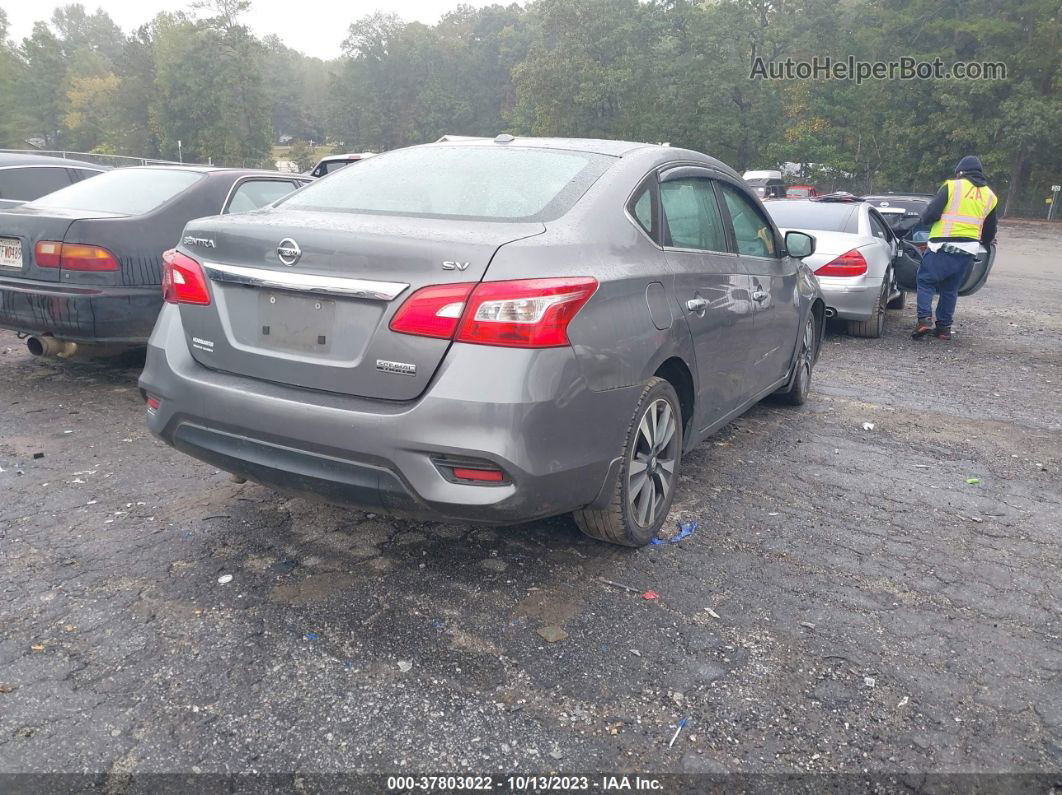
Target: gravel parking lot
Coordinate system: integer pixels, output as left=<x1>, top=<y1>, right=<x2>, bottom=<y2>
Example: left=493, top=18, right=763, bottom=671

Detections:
left=1, top=222, right=1059, bottom=782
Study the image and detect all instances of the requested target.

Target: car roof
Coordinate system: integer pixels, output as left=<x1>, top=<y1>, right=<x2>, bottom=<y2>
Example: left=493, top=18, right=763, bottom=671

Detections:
left=863, top=193, right=934, bottom=201
left=112, top=165, right=296, bottom=178
left=317, top=153, right=373, bottom=162
left=0, top=152, right=106, bottom=170
left=426, top=136, right=657, bottom=158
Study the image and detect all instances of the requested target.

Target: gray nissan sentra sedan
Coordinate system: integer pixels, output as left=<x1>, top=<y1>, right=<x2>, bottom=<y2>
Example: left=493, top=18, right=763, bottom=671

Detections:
left=140, top=136, right=824, bottom=546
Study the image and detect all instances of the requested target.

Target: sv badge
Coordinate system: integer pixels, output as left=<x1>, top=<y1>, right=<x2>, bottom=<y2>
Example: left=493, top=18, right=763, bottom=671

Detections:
left=442, top=261, right=470, bottom=271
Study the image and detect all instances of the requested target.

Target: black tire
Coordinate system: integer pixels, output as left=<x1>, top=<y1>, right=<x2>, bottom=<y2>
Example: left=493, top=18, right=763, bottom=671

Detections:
left=848, top=278, right=889, bottom=338
left=574, top=377, right=682, bottom=547
left=776, top=312, right=817, bottom=406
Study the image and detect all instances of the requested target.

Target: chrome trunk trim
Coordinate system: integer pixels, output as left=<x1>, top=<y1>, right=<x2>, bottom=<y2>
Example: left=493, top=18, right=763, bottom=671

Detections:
left=202, top=262, right=409, bottom=301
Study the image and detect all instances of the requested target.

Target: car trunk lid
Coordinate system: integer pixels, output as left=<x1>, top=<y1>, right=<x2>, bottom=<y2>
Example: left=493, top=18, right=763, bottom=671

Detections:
left=178, top=210, right=545, bottom=400
left=0, top=207, right=124, bottom=283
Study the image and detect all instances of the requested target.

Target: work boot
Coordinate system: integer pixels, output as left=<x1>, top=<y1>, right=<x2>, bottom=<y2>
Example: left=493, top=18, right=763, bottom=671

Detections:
left=912, top=317, right=934, bottom=339
left=934, top=325, right=952, bottom=340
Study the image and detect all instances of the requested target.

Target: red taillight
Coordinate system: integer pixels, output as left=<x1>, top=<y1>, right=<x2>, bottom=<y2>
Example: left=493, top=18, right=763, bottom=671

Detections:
left=456, top=277, right=598, bottom=348
left=36, top=241, right=119, bottom=271
left=35, top=241, right=62, bottom=268
left=60, top=243, right=120, bottom=272
left=162, top=249, right=211, bottom=305
left=815, top=249, right=868, bottom=277
left=145, top=394, right=161, bottom=412
left=390, top=277, right=598, bottom=348
left=451, top=467, right=505, bottom=483
left=389, top=283, right=475, bottom=339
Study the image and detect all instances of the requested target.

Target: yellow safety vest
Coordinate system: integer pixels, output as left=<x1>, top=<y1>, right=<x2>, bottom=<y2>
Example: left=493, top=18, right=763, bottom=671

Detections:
left=929, top=178, right=998, bottom=240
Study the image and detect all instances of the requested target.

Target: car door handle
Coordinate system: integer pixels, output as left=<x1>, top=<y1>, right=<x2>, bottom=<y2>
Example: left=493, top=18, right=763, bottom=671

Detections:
left=686, top=297, right=707, bottom=313
left=752, top=290, right=769, bottom=303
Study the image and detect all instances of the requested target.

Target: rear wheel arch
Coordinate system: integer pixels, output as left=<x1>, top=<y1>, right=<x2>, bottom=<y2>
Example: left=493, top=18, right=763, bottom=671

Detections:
left=811, top=298, right=825, bottom=359
left=654, top=356, right=695, bottom=442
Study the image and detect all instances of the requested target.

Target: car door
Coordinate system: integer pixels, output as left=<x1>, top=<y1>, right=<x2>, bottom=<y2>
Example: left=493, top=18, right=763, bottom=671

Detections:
left=717, top=180, right=802, bottom=390
left=222, top=177, right=306, bottom=214
left=657, top=166, right=755, bottom=428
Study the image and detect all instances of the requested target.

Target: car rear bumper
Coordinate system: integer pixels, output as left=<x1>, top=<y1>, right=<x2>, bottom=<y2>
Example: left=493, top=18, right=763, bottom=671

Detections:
left=815, top=278, right=878, bottom=321
left=139, top=305, right=640, bottom=525
left=0, top=275, right=160, bottom=344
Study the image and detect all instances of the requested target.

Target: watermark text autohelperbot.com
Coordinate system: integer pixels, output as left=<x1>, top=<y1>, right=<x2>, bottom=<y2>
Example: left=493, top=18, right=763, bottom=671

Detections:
left=750, top=56, right=1007, bottom=84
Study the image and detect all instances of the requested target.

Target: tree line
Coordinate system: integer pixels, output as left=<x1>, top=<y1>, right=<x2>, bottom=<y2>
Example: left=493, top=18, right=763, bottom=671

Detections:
left=1, top=0, right=1058, bottom=214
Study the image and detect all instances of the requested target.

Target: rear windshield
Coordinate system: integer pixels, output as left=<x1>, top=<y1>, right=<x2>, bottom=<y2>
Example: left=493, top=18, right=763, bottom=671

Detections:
left=864, top=197, right=930, bottom=215
left=27, top=168, right=204, bottom=215
left=765, top=201, right=858, bottom=233
left=281, top=145, right=614, bottom=221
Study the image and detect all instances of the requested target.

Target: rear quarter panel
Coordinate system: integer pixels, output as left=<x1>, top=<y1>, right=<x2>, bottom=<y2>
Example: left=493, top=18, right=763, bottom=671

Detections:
left=482, top=151, right=698, bottom=395
left=63, top=172, right=237, bottom=289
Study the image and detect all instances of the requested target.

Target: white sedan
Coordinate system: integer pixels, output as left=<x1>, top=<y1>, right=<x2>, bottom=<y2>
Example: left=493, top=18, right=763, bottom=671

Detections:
left=766, top=197, right=906, bottom=337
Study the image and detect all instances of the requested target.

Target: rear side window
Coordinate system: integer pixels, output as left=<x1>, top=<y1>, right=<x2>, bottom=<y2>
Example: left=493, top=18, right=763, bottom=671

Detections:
left=27, top=168, right=204, bottom=215
left=628, top=180, right=660, bottom=242
left=0, top=167, right=73, bottom=202
left=283, top=146, right=614, bottom=222
left=225, top=179, right=299, bottom=214
left=719, top=183, right=777, bottom=257
left=660, top=179, right=728, bottom=252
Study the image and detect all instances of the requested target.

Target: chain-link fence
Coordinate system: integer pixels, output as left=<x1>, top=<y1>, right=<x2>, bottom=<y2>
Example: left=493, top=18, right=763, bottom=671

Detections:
left=0, top=148, right=209, bottom=169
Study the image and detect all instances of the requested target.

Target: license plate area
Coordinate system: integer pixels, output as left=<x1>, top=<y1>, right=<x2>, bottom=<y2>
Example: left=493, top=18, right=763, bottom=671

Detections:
left=0, top=237, right=22, bottom=270
left=257, top=291, right=336, bottom=353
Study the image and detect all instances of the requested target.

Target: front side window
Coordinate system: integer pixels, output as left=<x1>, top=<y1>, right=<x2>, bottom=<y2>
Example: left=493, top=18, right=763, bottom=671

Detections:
left=0, top=167, right=73, bottom=201
left=659, top=178, right=727, bottom=252
left=282, top=145, right=614, bottom=222
left=28, top=168, right=204, bottom=215
left=720, top=183, right=777, bottom=257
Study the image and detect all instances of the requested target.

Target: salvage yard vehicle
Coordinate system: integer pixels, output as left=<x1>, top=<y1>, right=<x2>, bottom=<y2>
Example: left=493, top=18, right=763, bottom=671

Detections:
left=742, top=169, right=787, bottom=200
left=765, top=196, right=905, bottom=338
left=786, top=184, right=818, bottom=199
left=307, top=152, right=375, bottom=178
left=140, top=136, right=825, bottom=547
left=863, top=192, right=997, bottom=297
left=0, top=166, right=310, bottom=356
left=0, top=153, right=106, bottom=210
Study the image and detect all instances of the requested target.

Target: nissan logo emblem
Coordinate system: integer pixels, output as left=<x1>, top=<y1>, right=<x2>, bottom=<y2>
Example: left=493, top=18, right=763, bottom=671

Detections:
left=277, top=238, right=301, bottom=266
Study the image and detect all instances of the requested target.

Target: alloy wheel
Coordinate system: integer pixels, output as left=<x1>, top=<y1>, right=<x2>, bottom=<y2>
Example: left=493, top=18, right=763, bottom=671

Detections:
left=628, top=397, right=680, bottom=528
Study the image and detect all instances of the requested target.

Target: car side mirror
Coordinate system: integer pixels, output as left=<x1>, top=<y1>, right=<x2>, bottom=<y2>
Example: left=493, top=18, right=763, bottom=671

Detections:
left=785, top=230, right=816, bottom=259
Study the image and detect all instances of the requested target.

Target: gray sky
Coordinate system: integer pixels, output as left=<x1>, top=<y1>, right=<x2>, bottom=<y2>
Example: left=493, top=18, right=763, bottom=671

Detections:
left=5, top=0, right=491, bottom=59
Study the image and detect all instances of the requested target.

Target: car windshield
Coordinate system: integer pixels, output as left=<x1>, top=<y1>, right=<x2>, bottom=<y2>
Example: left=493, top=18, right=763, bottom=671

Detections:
left=765, top=201, right=858, bottom=232
left=281, top=145, right=614, bottom=221
left=27, top=168, right=204, bottom=215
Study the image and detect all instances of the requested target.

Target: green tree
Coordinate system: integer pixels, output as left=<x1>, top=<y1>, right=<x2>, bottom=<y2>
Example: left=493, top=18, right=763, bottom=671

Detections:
left=17, top=23, right=68, bottom=147
left=288, top=139, right=317, bottom=171
left=150, top=2, right=271, bottom=166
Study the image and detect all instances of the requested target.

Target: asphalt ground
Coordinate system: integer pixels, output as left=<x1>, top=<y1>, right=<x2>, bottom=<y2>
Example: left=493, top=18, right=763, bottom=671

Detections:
left=0, top=221, right=1059, bottom=789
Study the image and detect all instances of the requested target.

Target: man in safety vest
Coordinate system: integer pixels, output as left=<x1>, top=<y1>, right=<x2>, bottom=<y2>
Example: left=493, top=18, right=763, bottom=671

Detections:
left=912, top=155, right=997, bottom=340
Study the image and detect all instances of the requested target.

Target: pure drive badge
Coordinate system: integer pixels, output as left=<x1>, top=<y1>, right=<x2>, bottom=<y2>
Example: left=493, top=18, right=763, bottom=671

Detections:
left=376, top=359, right=416, bottom=376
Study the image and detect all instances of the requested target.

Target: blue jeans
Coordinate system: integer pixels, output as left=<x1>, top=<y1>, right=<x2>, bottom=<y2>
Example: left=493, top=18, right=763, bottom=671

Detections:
left=916, top=248, right=973, bottom=327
